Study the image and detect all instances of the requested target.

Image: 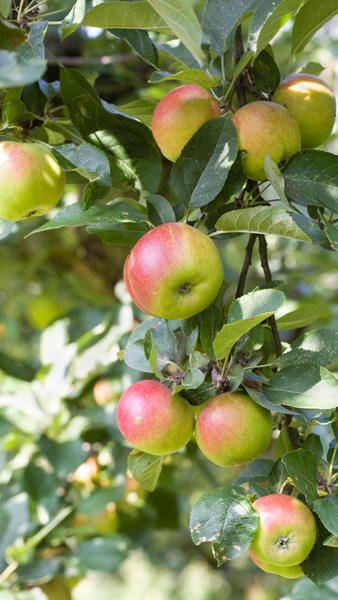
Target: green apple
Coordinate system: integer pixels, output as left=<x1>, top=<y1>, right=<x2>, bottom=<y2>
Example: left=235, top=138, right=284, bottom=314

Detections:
left=0, top=141, right=65, bottom=221
left=195, top=392, right=272, bottom=467
left=250, top=493, right=316, bottom=567
left=249, top=549, right=303, bottom=579
left=117, top=380, right=194, bottom=455
left=232, top=101, right=301, bottom=180
left=151, top=84, right=221, bottom=161
left=124, top=222, right=224, bottom=320
left=41, top=579, right=72, bottom=600
left=272, top=73, right=336, bottom=148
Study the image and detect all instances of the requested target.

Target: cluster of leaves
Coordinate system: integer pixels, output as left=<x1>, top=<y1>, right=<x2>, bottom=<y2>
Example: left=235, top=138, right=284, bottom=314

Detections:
left=0, top=0, right=338, bottom=597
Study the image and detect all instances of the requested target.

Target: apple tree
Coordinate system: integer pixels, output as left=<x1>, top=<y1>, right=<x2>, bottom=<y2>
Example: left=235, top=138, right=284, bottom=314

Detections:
left=0, top=0, right=338, bottom=598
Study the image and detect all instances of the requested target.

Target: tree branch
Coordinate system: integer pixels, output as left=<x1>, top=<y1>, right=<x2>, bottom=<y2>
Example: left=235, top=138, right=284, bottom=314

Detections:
left=234, top=26, right=247, bottom=107
left=235, top=234, right=257, bottom=298
left=258, top=235, right=282, bottom=357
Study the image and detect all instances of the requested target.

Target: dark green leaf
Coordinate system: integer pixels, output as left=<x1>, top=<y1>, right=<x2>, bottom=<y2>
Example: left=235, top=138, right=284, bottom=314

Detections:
left=234, top=459, right=274, bottom=484
left=313, top=497, right=338, bottom=536
left=146, top=194, right=176, bottom=225
left=303, top=434, right=324, bottom=459
left=199, top=304, right=223, bottom=360
left=110, top=29, right=158, bottom=67
left=144, top=330, right=163, bottom=379
left=303, top=523, right=338, bottom=584
left=284, top=151, right=338, bottom=214
left=171, top=116, right=238, bottom=209
left=190, top=485, right=259, bottom=561
left=128, top=449, right=163, bottom=492
left=76, top=536, right=128, bottom=571
left=281, top=328, right=338, bottom=367
left=252, top=48, right=280, bottom=93
left=282, top=449, right=318, bottom=503
left=17, top=558, right=59, bottom=585
left=39, top=437, right=87, bottom=477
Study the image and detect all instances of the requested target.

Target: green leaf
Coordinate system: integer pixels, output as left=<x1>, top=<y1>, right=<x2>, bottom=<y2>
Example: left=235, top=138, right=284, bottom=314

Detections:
left=114, top=98, right=156, bottom=128
left=146, top=194, right=176, bottom=225
left=149, top=68, right=219, bottom=89
left=29, top=199, right=147, bottom=236
left=215, top=206, right=323, bottom=244
left=0, top=46, right=45, bottom=88
left=171, top=116, right=238, bottom=209
left=302, top=524, right=338, bottom=584
left=265, top=365, right=338, bottom=409
left=53, top=143, right=111, bottom=207
left=281, top=328, right=338, bottom=367
left=39, top=437, right=87, bottom=477
left=277, top=304, right=332, bottom=330
left=199, top=304, right=223, bottom=360
left=190, top=486, right=259, bottom=562
left=264, top=155, right=288, bottom=203
left=313, top=497, right=338, bottom=536
left=292, top=0, right=338, bottom=54
left=60, top=68, right=162, bottom=193
left=125, top=319, right=178, bottom=373
left=144, top=330, right=164, bottom=379
left=253, top=0, right=304, bottom=55
left=301, top=61, right=325, bottom=76
left=252, top=48, right=280, bottom=93
left=76, top=536, right=129, bottom=571
left=228, top=289, right=285, bottom=322
left=59, top=0, right=86, bottom=39
left=145, top=0, right=204, bottom=65
left=321, top=218, right=338, bottom=252
left=157, top=39, right=199, bottom=68
left=78, top=488, right=124, bottom=515
left=183, top=366, right=205, bottom=390
left=82, top=1, right=169, bottom=32
left=284, top=151, right=338, bottom=213
left=112, top=28, right=158, bottom=67
left=288, top=578, right=338, bottom=599
left=213, top=313, right=274, bottom=361
left=0, top=0, right=10, bottom=17
left=324, top=536, right=338, bottom=548
left=282, top=449, right=318, bottom=503
left=234, top=459, right=274, bottom=484
left=128, top=449, right=163, bottom=492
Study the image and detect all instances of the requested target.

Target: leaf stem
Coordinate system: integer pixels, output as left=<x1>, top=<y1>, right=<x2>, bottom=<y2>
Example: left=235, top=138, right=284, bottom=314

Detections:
left=327, top=442, right=338, bottom=485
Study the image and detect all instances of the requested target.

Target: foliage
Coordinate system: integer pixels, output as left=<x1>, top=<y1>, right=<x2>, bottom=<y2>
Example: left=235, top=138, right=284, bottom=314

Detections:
left=0, top=0, right=337, bottom=598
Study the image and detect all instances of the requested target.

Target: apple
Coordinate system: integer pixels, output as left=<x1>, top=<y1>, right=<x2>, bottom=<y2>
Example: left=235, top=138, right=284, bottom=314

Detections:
left=40, top=579, right=72, bottom=600
left=250, top=493, right=316, bottom=567
left=232, top=101, right=301, bottom=180
left=151, top=84, right=221, bottom=161
left=0, top=141, right=65, bottom=221
left=249, top=549, right=303, bottom=579
left=195, top=392, right=272, bottom=467
left=26, top=293, right=67, bottom=329
left=272, top=73, right=336, bottom=148
left=117, top=380, right=194, bottom=455
left=93, top=379, right=122, bottom=405
left=72, top=457, right=99, bottom=485
left=124, top=223, right=224, bottom=320
left=73, top=503, right=118, bottom=536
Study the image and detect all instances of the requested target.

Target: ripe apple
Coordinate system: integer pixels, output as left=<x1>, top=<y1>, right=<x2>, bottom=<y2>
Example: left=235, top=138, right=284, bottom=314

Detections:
left=0, top=141, right=65, bottom=221
left=124, top=223, right=224, bottom=320
left=272, top=73, right=336, bottom=148
left=117, top=380, right=194, bottom=455
left=195, top=392, right=272, bottom=467
left=249, top=549, right=303, bottom=579
left=250, top=493, right=316, bottom=567
left=151, top=84, right=221, bottom=161
left=232, top=101, right=301, bottom=180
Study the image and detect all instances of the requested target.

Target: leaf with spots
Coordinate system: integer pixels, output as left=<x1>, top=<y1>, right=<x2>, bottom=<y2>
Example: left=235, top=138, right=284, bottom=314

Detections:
left=190, top=485, right=259, bottom=563
left=282, top=449, right=318, bottom=503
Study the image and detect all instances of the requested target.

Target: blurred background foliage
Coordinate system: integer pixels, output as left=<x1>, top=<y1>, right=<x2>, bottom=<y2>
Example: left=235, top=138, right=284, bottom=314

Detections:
left=0, top=2, right=337, bottom=598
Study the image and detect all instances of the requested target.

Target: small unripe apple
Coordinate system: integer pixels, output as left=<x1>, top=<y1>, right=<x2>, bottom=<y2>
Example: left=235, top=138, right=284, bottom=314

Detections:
left=117, top=380, right=194, bottom=455
left=232, top=101, right=301, bottom=180
left=272, top=73, right=336, bottom=148
left=40, top=579, right=72, bottom=600
left=195, top=392, right=272, bottom=467
left=0, top=141, right=65, bottom=221
left=72, top=457, right=99, bottom=485
left=249, top=549, right=303, bottom=579
left=250, top=493, right=316, bottom=567
left=124, top=223, right=224, bottom=320
left=93, top=379, right=121, bottom=405
left=151, top=84, right=221, bottom=161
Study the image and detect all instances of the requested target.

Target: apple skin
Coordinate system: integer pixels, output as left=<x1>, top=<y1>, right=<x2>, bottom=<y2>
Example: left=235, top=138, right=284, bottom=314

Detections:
left=272, top=73, right=336, bottom=148
left=151, top=84, right=221, bottom=161
left=195, top=392, right=272, bottom=467
left=250, top=494, right=316, bottom=567
left=232, top=101, right=301, bottom=180
left=117, top=380, right=195, bottom=455
left=0, top=141, right=65, bottom=221
left=124, top=223, right=224, bottom=320
left=249, top=550, right=303, bottom=579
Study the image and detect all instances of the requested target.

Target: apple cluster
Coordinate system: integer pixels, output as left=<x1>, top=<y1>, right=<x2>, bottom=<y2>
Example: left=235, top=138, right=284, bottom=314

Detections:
left=151, top=73, right=336, bottom=180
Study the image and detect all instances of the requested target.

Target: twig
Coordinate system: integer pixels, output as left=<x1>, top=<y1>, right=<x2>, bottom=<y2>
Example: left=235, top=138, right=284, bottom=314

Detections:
left=234, top=26, right=247, bottom=107
left=235, top=234, right=257, bottom=298
left=258, top=235, right=282, bottom=357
